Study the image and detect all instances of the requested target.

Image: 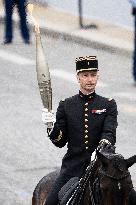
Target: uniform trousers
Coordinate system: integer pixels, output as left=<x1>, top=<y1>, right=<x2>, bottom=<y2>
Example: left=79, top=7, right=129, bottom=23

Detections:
left=44, top=173, right=72, bottom=205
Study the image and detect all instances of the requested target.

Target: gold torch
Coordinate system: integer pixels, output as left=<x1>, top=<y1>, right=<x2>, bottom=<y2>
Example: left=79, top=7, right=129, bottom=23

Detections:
left=35, top=29, right=52, bottom=112
left=27, top=4, right=53, bottom=126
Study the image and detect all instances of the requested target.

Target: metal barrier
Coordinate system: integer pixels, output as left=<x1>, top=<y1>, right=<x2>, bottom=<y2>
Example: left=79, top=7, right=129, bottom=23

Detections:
left=78, top=0, right=97, bottom=29
left=29, top=0, right=47, bottom=5
left=31, top=0, right=97, bottom=29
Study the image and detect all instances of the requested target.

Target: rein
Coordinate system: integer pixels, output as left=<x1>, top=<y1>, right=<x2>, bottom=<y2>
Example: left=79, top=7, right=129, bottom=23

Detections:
left=66, top=157, right=97, bottom=205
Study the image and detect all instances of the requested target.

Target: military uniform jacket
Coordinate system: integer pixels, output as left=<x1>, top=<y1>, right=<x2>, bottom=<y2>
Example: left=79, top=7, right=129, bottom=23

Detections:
left=49, top=92, right=118, bottom=177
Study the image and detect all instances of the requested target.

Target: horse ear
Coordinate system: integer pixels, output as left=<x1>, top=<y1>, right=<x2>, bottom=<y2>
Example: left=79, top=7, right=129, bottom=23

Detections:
left=126, top=155, right=136, bottom=168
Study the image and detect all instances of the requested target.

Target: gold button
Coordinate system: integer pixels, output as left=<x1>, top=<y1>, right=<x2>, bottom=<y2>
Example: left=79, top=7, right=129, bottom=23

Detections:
left=85, top=114, right=88, bottom=117
left=85, top=135, right=88, bottom=138
left=85, top=130, right=88, bottom=133
left=85, top=119, right=88, bottom=122
left=89, top=96, right=92, bottom=99
left=85, top=103, right=88, bottom=106
left=85, top=108, right=88, bottom=111
left=86, top=147, right=89, bottom=150
left=85, top=125, right=88, bottom=128
left=85, top=141, right=88, bottom=144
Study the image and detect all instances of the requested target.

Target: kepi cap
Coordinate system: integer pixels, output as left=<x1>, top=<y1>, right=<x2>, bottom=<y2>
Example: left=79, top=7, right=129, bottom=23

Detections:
left=75, top=56, right=98, bottom=74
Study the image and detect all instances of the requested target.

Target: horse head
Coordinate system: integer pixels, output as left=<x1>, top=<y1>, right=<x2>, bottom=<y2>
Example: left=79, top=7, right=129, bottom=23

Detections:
left=96, top=146, right=136, bottom=205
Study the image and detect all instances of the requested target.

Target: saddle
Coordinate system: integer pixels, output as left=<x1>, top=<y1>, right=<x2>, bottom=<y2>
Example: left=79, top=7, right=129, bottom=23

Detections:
left=58, top=177, right=79, bottom=205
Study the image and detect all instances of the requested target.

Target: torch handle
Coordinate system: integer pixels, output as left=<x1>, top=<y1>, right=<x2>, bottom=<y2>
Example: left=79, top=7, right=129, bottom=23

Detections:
left=47, top=122, right=54, bottom=129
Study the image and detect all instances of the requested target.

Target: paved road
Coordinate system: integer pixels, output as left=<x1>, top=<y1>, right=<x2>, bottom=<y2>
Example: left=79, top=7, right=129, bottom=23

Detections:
left=0, top=25, right=136, bottom=205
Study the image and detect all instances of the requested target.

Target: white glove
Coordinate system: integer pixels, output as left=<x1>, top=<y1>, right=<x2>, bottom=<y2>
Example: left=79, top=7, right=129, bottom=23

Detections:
left=97, top=139, right=111, bottom=151
left=42, top=108, right=56, bottom=128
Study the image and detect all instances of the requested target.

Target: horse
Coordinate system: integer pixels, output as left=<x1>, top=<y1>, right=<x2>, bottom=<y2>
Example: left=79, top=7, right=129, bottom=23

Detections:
left=32, top=146, right=136, bottom=205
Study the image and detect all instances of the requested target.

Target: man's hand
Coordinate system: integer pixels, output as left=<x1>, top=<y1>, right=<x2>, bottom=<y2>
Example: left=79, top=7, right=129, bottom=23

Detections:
left=97, top=139, right=111, bottom=151
left=42, top=108, right=56, bottom=128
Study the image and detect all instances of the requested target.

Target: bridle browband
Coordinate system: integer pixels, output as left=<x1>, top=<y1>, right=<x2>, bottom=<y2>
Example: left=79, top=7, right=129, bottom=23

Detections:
left=99, top=169, right=131, bottom=191
left=99, top=169, right=130, bottom=181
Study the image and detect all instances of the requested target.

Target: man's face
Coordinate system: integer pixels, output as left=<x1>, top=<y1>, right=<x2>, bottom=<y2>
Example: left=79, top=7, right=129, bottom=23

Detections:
left=77, top=71, right=99, bottom=94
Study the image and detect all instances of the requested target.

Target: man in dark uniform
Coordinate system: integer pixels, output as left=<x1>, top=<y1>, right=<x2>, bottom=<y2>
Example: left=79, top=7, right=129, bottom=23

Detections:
left=3, top=0, right=30, bottom=44
left=132, top=6, right=136, bottom=84
left=129, top=0, right=136, bottom=84
left=42, top=56, right=118, bottom=205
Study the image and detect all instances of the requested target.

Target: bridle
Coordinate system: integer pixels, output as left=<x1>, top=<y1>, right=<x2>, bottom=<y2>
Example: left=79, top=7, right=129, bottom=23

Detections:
left=99, top=169, right=130, bottom=190
left=66, top=148, right=132, bottom=205
left=99, top=169, right=130, bottom=181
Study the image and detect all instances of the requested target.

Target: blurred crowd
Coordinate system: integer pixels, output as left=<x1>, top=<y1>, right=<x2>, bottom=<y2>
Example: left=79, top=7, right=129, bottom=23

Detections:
left=1, top=0, right=136, bottom=84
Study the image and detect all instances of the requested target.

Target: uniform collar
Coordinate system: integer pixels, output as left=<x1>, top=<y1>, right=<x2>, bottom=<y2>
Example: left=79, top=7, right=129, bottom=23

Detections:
left=79, top=90, right=96, bottom=101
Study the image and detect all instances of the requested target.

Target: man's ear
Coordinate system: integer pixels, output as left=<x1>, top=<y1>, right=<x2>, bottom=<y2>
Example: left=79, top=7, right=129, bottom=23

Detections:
left=76, top=74, right=80, bottom=83
left=97, top=73, right=100, bottom=80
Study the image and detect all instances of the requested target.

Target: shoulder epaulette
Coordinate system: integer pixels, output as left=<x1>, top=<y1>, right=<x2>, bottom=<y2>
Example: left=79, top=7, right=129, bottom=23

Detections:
left=61, top=99, right=65, bottom=102
left=108, top=98, right=113, bottom=101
